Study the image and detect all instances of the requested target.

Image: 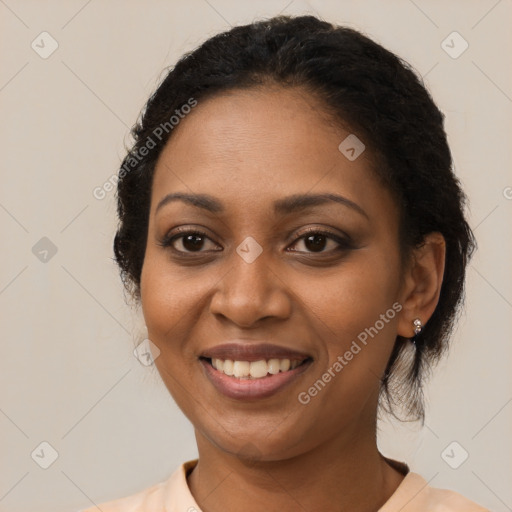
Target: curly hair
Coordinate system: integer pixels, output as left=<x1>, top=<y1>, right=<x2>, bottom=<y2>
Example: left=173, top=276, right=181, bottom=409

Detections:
left=112, top=14, right=476, bottom=423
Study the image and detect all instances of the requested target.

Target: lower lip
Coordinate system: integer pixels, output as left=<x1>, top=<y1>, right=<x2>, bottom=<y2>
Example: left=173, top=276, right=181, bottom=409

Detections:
left=200, top=358, right=312, bottom=400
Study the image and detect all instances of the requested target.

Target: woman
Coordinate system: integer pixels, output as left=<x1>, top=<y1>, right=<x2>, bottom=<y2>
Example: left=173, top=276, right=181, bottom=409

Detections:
left=82, top=14, right=489, bottom=512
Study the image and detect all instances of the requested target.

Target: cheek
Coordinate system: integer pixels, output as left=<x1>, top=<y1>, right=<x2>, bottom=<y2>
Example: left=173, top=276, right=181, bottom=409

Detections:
left=302, top=249, right=402, bottom=397
left=140, top=245, right=194, bottom=324
left=140, top=249, right=222, bottom=362
left=140, top=260, right=172, bottom=335
left=309, top=250, right=400, bottom=334
left=140, top=253, right=204, bottom=415
left=140, top=251, right=191, bottom=354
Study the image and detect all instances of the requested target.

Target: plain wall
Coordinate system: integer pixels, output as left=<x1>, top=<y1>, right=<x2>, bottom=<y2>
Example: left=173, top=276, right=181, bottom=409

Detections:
left=0, top=1, right=511, bottom=511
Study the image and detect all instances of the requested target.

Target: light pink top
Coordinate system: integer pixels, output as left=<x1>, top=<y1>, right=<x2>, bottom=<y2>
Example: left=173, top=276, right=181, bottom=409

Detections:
left=79, top=459, right=490, bottom=511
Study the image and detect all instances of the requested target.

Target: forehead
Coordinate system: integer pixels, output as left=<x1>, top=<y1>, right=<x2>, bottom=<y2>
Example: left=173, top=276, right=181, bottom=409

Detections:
left=150, top=86, right=394, bottom=220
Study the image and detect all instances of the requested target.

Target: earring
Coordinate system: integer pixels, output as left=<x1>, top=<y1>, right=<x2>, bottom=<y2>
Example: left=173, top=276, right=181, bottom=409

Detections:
left=413, top=318, right=423, bottom=336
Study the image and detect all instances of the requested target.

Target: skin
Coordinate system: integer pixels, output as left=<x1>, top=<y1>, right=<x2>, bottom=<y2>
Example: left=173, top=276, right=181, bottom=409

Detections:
left=139, top=85, right=446, bottom=512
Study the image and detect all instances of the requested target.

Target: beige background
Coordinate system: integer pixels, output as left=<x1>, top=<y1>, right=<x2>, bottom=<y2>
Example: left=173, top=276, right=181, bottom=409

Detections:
left=1, top=1, right=511, bottom=511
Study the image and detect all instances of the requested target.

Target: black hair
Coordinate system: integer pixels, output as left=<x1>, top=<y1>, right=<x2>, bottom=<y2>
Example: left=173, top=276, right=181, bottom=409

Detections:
left=113, top=14, right=476, bottom=423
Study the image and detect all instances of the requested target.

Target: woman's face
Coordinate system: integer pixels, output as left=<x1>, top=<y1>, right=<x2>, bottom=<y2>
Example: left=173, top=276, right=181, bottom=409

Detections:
left=140, top=86, right=407, bottom=460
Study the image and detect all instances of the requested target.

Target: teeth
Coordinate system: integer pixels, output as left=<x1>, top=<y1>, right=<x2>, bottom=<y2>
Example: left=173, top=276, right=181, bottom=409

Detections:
left=223, top=359, right=234, bottom=375
left=233, top=361, right=250, bottom=378
left=268, top=359, right=281, bottom=375
left=249, top=360, right=268, bottom=378
left=209, top=357, right=306, bottom=379
left=280, top=359, right=291, bottom=372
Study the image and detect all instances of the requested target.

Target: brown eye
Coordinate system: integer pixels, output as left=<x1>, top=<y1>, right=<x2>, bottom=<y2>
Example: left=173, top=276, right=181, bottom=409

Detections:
left=289, top=229, right=352, bottom=254
left=178, top=233, right=207, bottom=252
left=159, top=229, right=220, bottom=253
left=302, top=233, right=329, bottom=252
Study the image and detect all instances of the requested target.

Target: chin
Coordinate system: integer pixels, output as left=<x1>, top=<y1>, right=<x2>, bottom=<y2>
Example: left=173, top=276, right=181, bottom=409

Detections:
left=199, top=419, right=310, bottom=463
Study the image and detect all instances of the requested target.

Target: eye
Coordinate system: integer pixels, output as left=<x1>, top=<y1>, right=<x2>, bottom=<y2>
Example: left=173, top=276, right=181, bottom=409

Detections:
left=159, top=228, right=220, bottom=253
left=288, top=228, right=352, bottom=254
left=159, top=227, right=353, bottom=256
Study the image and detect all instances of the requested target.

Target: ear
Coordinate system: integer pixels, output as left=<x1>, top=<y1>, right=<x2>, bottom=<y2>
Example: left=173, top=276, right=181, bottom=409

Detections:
left=396, top=232, right=446, bottom=338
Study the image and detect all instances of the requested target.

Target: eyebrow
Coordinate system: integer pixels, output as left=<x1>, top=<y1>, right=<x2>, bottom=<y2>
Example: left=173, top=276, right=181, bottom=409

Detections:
left=155, top=192, right=369, bottom=219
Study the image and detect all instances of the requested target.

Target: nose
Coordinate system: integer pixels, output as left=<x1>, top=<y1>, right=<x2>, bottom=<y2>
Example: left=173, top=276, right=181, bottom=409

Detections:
left=209, top=247, right=292, bottom=328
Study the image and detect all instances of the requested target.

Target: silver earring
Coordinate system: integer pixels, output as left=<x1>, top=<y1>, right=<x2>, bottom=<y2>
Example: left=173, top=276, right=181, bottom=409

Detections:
left=413, top=318, right=423, bottom=336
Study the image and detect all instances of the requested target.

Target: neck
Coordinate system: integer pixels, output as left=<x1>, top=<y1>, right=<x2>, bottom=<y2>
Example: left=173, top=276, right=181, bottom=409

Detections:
left=187, top=422, right=405, bottom=512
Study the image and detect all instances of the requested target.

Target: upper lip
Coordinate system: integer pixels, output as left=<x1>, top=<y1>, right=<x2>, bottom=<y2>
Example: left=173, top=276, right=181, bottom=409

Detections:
left=200, top=343, right=312, bottom=362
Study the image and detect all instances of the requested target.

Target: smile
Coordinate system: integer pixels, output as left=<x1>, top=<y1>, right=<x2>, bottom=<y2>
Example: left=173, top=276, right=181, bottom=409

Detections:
left=209, top=357, right=306, bottom=378
left=199, top=356, right=313, bottom=400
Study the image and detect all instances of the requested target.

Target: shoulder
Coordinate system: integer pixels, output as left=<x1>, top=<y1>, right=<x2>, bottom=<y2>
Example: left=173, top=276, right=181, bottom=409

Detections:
left=77, top=459, right=199, bottom=512
left=424, top=484, right=491, bottom=511
left=77, top=480, right=166, bottom=512
left=379, top=471, right=491, bottom=512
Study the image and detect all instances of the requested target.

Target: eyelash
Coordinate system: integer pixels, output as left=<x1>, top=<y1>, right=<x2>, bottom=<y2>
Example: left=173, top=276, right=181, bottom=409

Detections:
left=158, top=226, right=354, bottom=256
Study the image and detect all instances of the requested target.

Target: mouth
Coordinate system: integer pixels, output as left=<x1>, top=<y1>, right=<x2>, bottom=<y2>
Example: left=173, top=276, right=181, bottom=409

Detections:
left=198, top=343, right=314, bottom=400
left=199, top=356, right=312, bottom=379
